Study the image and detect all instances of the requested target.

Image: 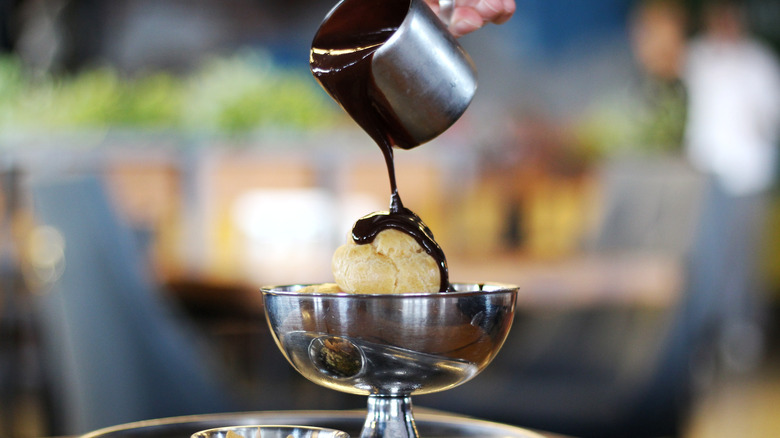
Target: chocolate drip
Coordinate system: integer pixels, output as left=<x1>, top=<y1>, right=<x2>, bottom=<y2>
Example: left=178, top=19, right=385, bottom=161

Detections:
left=311, top=0, right=450, bottom=291
left=352, top=197, right=449, bottom=292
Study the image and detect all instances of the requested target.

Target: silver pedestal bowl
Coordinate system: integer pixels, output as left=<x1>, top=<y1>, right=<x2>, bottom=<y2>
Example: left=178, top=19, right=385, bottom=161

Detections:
left=262, top=283, right=518, bottom=438
left=192, top=425, right=350, bottom=438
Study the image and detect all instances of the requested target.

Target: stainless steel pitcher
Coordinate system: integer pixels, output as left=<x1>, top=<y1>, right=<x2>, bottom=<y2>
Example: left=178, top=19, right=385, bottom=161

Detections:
left=372, top=0, right=477, bottom=145
left=314, top=0, right=477, bottom=147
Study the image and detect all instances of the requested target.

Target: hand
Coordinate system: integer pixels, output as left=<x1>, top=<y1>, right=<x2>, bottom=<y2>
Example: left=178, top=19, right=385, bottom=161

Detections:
left=427, top=0, right=516, bottom=37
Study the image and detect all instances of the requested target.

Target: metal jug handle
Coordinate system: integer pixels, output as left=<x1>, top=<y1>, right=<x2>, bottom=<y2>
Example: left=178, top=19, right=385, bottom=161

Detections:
left=438, top=0, right=454, bottom=25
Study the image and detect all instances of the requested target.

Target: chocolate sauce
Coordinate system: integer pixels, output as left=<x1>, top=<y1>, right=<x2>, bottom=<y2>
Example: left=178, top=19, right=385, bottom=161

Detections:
left=351, top=198, right=449, bottom=292
left=311, top=0, right=449, bottom=291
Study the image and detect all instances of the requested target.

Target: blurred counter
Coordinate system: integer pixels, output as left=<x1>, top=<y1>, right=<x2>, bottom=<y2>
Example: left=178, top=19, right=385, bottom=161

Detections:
left=164, top=251, right=682, bottom=321
left=448, top=252, right=682, bottom=309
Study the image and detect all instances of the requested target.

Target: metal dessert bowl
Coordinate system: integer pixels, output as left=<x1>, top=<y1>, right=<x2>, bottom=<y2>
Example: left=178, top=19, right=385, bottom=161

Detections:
left=191, top=425, right=350, bottom=438
left=261, top=283, right=518, bottom=438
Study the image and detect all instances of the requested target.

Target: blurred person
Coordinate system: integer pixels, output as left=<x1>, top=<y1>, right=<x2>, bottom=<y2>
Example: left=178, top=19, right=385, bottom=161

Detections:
left=684, top=0, right=780, bottom=197
left=627, top=0, right=689, bottom=150
left=682, top=0, right=780, bottom=371
left=574, top=0, right=689, bottom=157
left=632, top=0, right=688, bottom=86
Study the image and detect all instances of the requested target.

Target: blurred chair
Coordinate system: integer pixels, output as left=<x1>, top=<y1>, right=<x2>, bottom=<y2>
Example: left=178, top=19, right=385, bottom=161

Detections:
left=27, top=174, right=247, bottom=435
left=420, top=155, right=722, bottom=438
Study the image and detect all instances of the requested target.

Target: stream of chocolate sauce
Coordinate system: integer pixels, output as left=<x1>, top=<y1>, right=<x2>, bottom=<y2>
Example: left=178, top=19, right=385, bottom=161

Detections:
left=310, top=0, right=449, bottom=291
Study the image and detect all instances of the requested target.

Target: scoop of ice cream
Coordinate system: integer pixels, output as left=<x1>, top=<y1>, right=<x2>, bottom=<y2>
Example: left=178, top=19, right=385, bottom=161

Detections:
left=297, top=283, right=342, bottom=294
left=332, top=228, right=441, bottom=294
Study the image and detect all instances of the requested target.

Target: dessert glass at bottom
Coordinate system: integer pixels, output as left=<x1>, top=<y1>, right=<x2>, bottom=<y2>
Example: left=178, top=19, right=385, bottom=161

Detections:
left=261, top=283, right=518, bottom=438
left=191, top=425, right=350, bottom=438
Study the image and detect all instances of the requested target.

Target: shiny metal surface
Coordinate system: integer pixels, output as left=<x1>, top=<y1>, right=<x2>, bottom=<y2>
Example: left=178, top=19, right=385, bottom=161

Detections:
left=263, top=284, right=517, bottom=396
left=352, top=0, right=477, bottom=146
left=262, top=283, right=518, bottom=438
left=437, top=0, right=454, bottom=24
left=191, top=425, right=349, bottom=438
left=79, top=410, right=550, bottom=438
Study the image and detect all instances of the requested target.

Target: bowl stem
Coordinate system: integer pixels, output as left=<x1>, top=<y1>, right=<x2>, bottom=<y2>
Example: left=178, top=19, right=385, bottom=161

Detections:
left=361, top=395, right=419, bottom=438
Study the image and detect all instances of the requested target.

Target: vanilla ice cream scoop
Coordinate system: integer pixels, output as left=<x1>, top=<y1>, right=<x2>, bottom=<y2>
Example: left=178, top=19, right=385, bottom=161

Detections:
left=332, top=228, right=442, bottom=294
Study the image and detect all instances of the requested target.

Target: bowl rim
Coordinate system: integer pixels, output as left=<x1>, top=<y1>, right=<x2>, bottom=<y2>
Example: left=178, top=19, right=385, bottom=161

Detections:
left=260, top=282, right=519, bottom=298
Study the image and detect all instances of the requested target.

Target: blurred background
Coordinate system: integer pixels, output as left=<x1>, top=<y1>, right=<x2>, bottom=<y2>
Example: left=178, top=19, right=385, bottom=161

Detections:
left=1, top=0, right=780, bottom=437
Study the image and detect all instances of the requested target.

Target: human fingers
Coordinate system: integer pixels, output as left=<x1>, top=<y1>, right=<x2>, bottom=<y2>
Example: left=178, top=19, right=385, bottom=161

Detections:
left=450, top=0, right=515, bottom=36
left=471, top=0, right=515, bottom=25
left=425, top=0, right=516, bottom=36
left=449, top=7, right=485, bottom=37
